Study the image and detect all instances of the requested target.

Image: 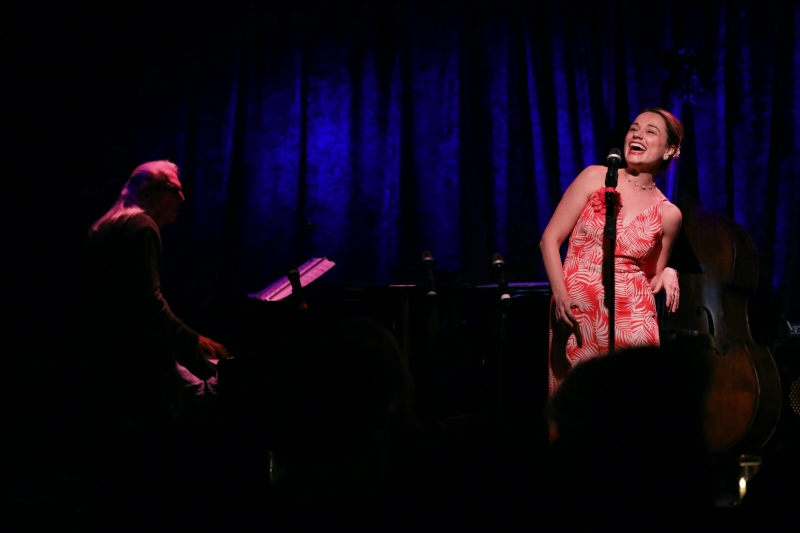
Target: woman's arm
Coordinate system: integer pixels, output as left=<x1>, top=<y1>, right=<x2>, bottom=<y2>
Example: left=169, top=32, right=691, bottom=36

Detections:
left=540, top=165, right=605, bottom=327
left=648, top=202, right=682, bottom=312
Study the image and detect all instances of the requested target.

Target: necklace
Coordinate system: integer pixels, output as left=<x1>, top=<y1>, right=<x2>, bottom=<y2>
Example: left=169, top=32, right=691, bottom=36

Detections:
left=627, top=177, right=654, bottom=191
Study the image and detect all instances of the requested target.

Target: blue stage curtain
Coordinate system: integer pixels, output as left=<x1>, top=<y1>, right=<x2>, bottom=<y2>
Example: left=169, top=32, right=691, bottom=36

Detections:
left=83, top=0, right=798, bottom=336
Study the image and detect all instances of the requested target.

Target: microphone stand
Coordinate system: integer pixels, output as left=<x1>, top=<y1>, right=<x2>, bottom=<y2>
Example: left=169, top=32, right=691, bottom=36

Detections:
left=420, top=251, right=443, bottom=418
left=604, top=150, right=621, bottom=353
left=491, top=253, right=510, bottom=414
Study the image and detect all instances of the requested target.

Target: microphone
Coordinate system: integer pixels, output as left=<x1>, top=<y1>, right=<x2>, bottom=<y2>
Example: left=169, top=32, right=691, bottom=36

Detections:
left=421, top=250, right=436, bottom=298
left=286, top=265, right=308, bottom=314
left=605, top=148, right=622, bottom=188
left=492, top=253, right=511, bottom=305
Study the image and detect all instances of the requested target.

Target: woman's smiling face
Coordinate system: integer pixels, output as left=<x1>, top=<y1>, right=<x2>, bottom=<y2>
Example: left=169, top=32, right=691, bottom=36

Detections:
left=624, top=111, right=676, bottom=173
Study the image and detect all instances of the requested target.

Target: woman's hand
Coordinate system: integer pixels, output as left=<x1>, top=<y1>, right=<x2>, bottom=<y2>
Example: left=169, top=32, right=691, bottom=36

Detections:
left=552, top=295, right=584, bottom=347
left=650, top=267, right=680, bottom=312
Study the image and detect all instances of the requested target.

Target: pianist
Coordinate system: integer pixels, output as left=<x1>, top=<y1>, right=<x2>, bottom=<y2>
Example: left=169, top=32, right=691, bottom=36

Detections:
left=81, top=160, right=229, bottom=425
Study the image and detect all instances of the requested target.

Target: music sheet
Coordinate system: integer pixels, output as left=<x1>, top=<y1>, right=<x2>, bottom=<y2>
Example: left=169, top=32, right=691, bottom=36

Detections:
left=248, top=257, right=336, bottom=301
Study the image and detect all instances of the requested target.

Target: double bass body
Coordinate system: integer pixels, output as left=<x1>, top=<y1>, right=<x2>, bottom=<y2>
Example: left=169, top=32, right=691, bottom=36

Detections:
left=665, top=203, right=782, bottom=454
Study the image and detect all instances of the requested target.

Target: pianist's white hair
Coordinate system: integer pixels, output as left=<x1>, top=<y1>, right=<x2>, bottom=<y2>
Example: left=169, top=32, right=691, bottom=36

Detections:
left=90, top=160, right=179, bottom=232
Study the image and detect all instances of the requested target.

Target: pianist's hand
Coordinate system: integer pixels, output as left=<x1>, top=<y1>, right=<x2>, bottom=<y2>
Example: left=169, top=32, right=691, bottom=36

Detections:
left=197, top=335, right=231, bottom=361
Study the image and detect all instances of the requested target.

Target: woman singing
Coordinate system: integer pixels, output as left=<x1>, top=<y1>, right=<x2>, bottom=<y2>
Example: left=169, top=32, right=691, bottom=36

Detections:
left=540, top=108, right=683, bottom=395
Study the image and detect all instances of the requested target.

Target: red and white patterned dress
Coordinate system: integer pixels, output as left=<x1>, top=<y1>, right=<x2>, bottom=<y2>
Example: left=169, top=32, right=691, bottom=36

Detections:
left=548, top=187, right=667, bottom=396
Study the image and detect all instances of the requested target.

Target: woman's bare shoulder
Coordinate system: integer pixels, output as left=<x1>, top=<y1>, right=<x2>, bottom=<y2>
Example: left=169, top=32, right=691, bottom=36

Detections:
left=661, top=201, right=682, bottom=231
left=566, top=165, right=609, bottom=195
left=578, top=164, right=608, bottom=181
left=662, top=200, right=682, bottom=219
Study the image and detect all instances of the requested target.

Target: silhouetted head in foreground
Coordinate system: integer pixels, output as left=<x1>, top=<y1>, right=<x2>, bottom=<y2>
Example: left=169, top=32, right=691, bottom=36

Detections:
left=545, top=347, right=713, bottom=530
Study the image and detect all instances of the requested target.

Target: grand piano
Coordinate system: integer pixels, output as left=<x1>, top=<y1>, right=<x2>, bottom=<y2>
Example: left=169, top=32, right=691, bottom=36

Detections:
left=217, top=279, right=553, bottom=423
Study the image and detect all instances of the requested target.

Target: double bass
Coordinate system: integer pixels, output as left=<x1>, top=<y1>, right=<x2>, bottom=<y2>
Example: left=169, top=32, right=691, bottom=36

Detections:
left=660, top=51, right=782, bottom=455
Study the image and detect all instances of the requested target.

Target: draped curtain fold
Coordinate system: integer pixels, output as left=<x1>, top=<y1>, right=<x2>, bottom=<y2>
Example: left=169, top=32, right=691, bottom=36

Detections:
left=109, top=0, right=798, bottom=337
